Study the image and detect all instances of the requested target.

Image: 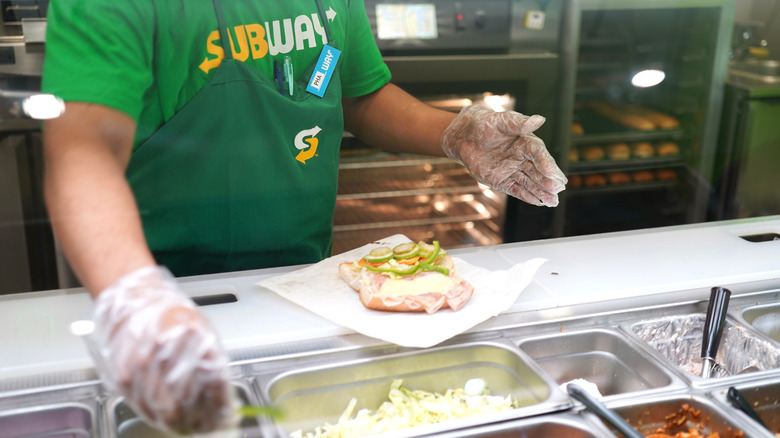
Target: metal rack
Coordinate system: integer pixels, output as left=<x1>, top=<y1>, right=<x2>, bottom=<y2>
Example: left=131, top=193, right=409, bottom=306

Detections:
left=332, top=148, right=506, bottom=255
left=551, top=0, right=736, bottom=238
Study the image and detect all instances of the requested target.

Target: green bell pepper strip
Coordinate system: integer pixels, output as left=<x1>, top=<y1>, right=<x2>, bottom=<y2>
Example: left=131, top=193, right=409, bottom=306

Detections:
left=365, top=263, right=422, bottom=276
left=418, top=241, right=449, bottom=276
left=364, top=241, right=449, bottom=277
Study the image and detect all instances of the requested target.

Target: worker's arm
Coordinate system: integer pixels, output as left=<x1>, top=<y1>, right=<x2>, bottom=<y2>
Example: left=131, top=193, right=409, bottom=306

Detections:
left=342, top=82, right=455, bottom=157
left=43, top=102, right=237, bottom=433
left=343, top=82, right=568, bottom=206
left=43, top=102, right=155, bottom=296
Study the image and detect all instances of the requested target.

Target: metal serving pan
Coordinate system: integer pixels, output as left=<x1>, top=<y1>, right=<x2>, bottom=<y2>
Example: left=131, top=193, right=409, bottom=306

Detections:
left=0, top=403, right=94, bottom=437
left=599, top=393, right=767, bottom=438
left=249, top=339, right=570, bottom=438
left=741, top=302, right=780, bottom=344
left=430, top=411, right=612, bottom=438
left=515, top=328, right=686, bottom=400
left=711, top=379, right=780, bottom=437
left=0, top=383, right=102, bottom=438
left=630, top=312, right=780, bottom=386
left=109, top=381, right=260, bottom=438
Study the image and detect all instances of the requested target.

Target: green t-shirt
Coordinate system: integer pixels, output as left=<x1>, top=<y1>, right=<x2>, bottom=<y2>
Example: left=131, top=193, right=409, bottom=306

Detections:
left=42, top=0, right=391, bottom=150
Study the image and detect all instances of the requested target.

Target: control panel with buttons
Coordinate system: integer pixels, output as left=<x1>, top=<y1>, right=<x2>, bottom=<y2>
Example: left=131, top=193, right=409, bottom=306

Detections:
left=366, top=0, right=512, bottom=53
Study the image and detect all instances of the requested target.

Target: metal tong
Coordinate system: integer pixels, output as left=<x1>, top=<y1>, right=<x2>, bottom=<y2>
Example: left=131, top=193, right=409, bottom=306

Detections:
left=700, top=286, right=731, bottom=378
left=567, top=383, right=643, bottom=438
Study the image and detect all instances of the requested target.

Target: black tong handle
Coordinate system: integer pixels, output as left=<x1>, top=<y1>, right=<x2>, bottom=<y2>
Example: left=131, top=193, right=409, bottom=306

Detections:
left=701, top=286, right=731, bottom=360
left=727, top=386, right=770, bottom=430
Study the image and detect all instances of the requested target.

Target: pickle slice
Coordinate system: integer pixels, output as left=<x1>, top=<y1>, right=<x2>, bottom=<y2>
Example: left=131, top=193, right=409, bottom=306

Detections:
left=419, top=241, right=446, bottom=259
left=392, top=242, right=420, bottom=260
left=364, top=246, right=393, bottom=263
left=418, top=241, right=436, bottom=258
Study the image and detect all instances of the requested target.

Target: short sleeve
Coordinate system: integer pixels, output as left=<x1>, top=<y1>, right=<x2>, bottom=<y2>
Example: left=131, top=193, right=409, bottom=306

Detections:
left=339, top=0, right=391, bottom=98
left=42, top=0, right=155, bottom=121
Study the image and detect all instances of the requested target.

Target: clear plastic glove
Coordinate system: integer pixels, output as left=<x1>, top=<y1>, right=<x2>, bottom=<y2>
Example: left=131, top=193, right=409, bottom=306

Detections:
left=87, top=266, right=239, bottom=434
left=441, top=105, right=567, bottom=207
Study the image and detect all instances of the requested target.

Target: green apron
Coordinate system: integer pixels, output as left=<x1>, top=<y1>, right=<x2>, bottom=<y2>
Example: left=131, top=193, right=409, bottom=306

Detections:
left=127, top=0, right=342, bottom=277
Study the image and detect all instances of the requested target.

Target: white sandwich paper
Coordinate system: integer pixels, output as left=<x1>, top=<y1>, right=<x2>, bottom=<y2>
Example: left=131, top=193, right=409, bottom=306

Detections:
left=257, top=235, right=546, bottom=348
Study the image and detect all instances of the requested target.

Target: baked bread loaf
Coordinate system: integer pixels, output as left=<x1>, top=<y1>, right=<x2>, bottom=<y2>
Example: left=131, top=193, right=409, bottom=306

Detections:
left=621, top=104, right=680, bottom=129
left=607, top=171, right=631, bottom=184
left=568, top=174, right=582, bottom=188
left=656, top=142, right=680, bottom=156
left=607, top=143, right=630, bottom=160
left=569, top=147, right=579, bottom=163
left=632, top=170, right=655, bottom=183
left=584, top=173, right=607, bottom=186
left=591, top=101, right=655, bottom=131
left=632, top=142, right=655, bottom=158
left=571, top=122, right=584, bottom=135
left=339, top=241, right=474, bottom=314
left=656, top=168, right=677, bottom=181
left=582, top=145, right=605, bottom=161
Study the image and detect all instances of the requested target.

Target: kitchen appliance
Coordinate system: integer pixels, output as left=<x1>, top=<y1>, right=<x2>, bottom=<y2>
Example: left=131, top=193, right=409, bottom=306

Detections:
left=0, top=1, right=49, bottom=25
left=554, top=0, right=736, bottom=238
left=0, top=2, right=59, bottom=295
left=333, top=0, right=569, bottom=254
left=713, top=68, right=780, bottom=220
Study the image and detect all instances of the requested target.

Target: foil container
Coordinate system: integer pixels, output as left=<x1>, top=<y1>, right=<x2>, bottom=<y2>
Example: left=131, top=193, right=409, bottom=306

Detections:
left=631, top=314, right=780, bottom=379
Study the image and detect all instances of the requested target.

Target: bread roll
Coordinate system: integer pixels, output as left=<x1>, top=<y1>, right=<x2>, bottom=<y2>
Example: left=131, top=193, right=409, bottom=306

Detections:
left=582, top=145, right=605, bottom=161
left=656, top=168, right=677, bottom=181
left=568, top=147, right=579, bottom=163
left=607, top=171, right=631, bottom=184
left=656, top=141, right=680, bottom=157
left=568, top=174, right=582, bottom=188
left=338, top=253, right=474, bottom=313
left=632, top=170, right=655, bottom=183
left=632, top=142, right=655, bottom=158
left=584, top=173, right=607, bottom=186
left=571, top=122, right=584, bottom=135
left=607, top=143, right=630, bottom=160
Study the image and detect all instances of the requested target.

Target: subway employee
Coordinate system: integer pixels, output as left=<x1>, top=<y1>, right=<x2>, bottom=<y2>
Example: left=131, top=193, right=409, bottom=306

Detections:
left=41, top=0, right=567, bottom=433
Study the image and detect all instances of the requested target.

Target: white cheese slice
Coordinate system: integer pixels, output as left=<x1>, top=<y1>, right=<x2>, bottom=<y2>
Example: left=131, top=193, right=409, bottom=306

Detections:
left=379, top=274, right=457, bottom=297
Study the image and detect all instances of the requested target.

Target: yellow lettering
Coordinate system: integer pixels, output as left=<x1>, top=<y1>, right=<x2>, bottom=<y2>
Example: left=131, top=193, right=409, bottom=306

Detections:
left=229, top=25, right=250, bottom=62
left=246, top=24, right=268, bottom=59
left=199, top=30, right=224, bottom=74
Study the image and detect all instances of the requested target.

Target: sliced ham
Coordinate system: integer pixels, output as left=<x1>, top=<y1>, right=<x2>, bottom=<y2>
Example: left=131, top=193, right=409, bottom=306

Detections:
left=339, top=256, right=474, bottom=313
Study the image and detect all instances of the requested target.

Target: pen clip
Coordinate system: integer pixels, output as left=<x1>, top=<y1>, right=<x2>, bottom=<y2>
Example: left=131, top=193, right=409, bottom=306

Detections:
left=283, top=56, right=294, bottom=97
left=274, top=60, right=284, bottom=96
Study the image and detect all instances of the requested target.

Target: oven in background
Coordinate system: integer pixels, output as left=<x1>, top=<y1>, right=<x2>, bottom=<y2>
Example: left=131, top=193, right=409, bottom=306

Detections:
left=332, top=0, right=567, bottom=254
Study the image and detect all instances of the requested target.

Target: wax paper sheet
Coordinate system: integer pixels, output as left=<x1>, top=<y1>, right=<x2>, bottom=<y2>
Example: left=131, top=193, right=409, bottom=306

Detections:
left=256, top=235, right=546, bottom=348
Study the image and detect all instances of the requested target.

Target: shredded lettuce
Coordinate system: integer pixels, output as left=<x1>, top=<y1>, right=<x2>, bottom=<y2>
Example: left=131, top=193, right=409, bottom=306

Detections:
left=290, top=379, right=516, bottom=438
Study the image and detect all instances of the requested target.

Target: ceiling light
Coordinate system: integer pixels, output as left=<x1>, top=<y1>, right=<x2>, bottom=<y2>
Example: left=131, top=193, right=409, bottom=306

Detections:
left=631, top=69, right=665, bottom=88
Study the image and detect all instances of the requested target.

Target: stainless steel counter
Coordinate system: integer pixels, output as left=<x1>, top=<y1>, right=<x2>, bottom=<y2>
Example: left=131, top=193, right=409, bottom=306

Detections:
left=1, top=216, right=779, bottom=436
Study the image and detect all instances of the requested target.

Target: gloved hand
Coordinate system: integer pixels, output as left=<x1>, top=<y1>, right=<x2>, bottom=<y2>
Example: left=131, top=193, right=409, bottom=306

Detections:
left=87, top=266, right=239, bottom=433
left=441, top=105, right=567, bottom=207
